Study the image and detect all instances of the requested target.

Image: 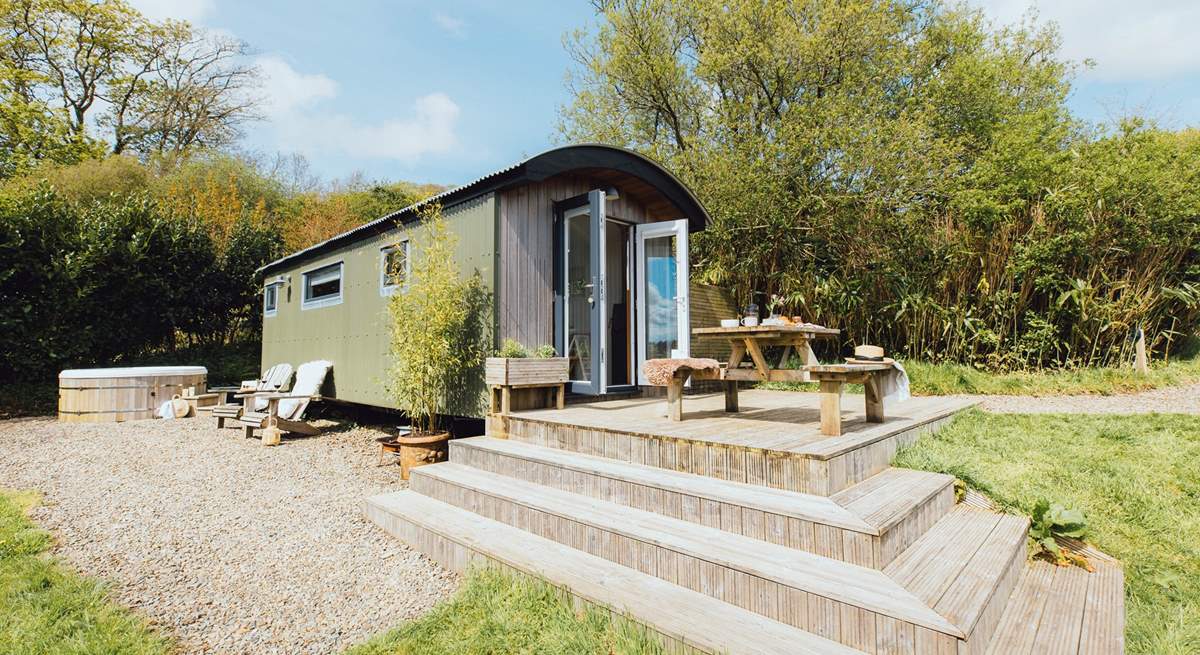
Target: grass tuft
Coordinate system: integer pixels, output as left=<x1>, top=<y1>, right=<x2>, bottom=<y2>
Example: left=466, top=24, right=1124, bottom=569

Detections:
left=0, top=490, right=172, bottom=655
left=895, top=410, right=1200, bottom=655
left=347, top=567, right=667, bottom=655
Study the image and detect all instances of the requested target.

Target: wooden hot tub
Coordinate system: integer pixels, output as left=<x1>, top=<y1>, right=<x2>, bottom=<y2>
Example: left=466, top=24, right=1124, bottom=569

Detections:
left=58, top=366, right=208, bottom=423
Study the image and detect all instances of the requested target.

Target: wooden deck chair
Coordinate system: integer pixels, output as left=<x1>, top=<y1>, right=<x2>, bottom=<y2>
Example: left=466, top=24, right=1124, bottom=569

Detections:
left=235, top=360, right=332, bottom=446
left=213, top=363, right=293, bottom=428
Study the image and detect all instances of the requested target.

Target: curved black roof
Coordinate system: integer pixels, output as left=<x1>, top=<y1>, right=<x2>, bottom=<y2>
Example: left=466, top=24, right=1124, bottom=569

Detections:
left=258, top=143, right=709, bottom=276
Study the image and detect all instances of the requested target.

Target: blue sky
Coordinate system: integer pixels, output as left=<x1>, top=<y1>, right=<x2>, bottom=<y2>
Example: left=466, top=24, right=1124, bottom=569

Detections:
left=131, top=0, right=1200, bottom=187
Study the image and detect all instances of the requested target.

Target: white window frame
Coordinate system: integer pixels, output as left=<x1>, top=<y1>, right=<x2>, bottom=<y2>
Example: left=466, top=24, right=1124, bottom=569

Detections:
left=301, top=261, right=344, bottom=310
left=263, top=282, right=280, bottom=317
left=380, top=241, right=410, bottom=296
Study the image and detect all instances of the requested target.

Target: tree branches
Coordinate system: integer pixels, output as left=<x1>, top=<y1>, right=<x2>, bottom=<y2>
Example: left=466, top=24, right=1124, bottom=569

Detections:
left=0, top=0, right=261, bottom=162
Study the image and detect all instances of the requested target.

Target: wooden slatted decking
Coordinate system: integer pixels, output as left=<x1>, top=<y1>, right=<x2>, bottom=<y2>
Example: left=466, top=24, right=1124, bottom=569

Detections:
left=452, top=436, right=953, bottom=568
left=986, top=560, right=1124, bottom=655
left=366, top=390, right=1123, bottom=654
left=513, top=390, right=975, bottom=455
left=502, top=390, right=977, bottom=495
left=366, top=491, right=861, bottom=655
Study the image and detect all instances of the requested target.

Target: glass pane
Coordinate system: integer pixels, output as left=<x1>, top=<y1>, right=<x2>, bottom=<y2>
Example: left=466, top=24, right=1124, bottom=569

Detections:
left=606, top=222, right=630, bottom=386
left=383, top=244, right=407, bottom=287
left=643, top=235, right=678, bottom=360
left=566, top=212, right=592, bottom=382
left=305, top=264, right=341, bottom=300
left=264, top=285, right=277, bottom=312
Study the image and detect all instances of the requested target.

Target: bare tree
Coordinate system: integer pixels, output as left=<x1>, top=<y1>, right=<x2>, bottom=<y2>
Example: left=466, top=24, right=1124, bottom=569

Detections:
left=1, top=0, right=262, bottom=157
left=104, top=26, right=261, bottom=155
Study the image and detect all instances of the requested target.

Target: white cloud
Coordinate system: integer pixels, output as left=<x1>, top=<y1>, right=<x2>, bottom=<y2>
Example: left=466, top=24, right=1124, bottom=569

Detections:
left=127, top=0, right=215, bottom=23
left=257, top=57, right=460, bottom=164
left=433, top=12, right=466, bottom=38
left=256, top=56, right=338, bottom=114
left=973, top=1, right=1200, bottom=81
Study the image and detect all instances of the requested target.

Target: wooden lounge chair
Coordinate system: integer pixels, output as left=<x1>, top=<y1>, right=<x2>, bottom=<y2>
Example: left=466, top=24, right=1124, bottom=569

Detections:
left=235, top=360, right=332, bottom=446
left=213, top=363, right=293, bottom=428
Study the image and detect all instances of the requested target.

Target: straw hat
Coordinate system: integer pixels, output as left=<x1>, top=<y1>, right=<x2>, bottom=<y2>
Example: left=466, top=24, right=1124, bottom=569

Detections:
left=846, top=344, right=895, bottom=365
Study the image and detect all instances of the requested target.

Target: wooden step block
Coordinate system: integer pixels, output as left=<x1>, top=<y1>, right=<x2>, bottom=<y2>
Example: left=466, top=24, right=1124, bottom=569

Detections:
left=452, top=437, right=954, bottom=568
left=884, top=505, right=1029, bottom=654
left=985, top=559, right=1123, bottom=655
left=499, top=391, right=977, bottom=495
left=831, top=467, right=956, bottom=567
left=365, top=490, right=864, bottom=655
left=410, top=462, right=963, bottom=653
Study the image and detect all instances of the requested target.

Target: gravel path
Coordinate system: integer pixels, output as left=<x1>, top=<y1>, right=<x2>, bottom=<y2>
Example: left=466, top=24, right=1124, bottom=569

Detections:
left=975, top=382, right=1200, bottom=414
left=0, top=416, right=457, bottom=654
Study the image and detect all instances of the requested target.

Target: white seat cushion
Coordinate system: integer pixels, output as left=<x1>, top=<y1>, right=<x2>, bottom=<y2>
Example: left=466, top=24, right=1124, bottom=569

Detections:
left=278, top=360, right=332, bottom=420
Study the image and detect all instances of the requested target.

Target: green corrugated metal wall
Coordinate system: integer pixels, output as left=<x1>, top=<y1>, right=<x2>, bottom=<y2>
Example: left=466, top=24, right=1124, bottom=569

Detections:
left=260, top=194, right=497, bottom=410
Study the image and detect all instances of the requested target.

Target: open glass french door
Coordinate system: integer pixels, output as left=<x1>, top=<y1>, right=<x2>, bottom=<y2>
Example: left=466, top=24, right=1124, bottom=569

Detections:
left=635, top=219, right=690, bottom=385
left=562, top=190, right=607, bottom=395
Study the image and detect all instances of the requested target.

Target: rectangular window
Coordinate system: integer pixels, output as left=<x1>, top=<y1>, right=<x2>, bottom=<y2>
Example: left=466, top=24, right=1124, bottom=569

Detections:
left=380, top=241, right=409, bottom=295
left=263, top=283, right=279, bottom=317
left=302, top=262, right=343, bottom=309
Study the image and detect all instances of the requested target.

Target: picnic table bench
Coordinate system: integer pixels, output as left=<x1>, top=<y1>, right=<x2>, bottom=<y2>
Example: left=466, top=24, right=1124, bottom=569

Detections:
left=668, top=325, right=895, bottom=436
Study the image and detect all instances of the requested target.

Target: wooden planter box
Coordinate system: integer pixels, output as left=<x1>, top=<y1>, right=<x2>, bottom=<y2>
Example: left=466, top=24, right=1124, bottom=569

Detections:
left=485, top=357, right=569, bottom=387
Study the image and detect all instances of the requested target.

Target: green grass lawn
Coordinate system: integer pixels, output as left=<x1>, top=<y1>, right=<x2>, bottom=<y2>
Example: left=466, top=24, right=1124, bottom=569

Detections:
left=0, top=490, right=172, bottom=655
left=346, top=567, right=664, bottom=655
left=895, top=410, right=1200, bottom=655
left=902, top=356, right=1200, bottom=395
left=759, top=354, right=1200, bottom=397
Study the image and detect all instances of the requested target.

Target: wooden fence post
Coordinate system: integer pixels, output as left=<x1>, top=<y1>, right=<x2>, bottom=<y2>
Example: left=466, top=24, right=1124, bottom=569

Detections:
left=1134, top=327, right=1149, bottom=375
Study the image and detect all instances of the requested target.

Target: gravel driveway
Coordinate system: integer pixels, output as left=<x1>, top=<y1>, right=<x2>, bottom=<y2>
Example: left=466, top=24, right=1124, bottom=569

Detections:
left=975, top=382, right=1200, bottom=414
left=0, top=416, right=457, bottom=654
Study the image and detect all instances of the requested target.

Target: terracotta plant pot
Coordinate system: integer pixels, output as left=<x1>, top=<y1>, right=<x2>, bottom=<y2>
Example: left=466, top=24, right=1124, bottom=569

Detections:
left=388, top=431, right=450, bottom=480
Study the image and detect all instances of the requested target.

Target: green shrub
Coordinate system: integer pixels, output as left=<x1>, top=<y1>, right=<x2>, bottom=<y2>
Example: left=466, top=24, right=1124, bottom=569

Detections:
left=0, top=184, right=280, bottom=384
left=1029, top=499, right=1089, bottom=568
left=533, top=344, right=559, bottom=358
left=497, top=339, right=529, bottom=358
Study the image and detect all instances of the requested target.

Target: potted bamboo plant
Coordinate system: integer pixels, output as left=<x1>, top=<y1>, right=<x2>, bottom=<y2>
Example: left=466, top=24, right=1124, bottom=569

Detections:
left=386, top=203, right=490, bottom=479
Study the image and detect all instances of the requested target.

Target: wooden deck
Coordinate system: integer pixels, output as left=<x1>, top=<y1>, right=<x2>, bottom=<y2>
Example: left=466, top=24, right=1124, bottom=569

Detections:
left=510, top=390, right=976, bottom=459
left=499, top=390, right=977, bottom=495
left=368, top=387, right=1123, bottom=654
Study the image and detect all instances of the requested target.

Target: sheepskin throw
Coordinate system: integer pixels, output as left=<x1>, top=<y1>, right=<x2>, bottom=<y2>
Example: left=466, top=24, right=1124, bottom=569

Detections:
left=642, top=358, right=721, bottom=386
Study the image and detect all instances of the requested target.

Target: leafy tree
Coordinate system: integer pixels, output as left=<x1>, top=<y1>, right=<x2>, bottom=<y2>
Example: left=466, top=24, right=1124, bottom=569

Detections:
left=563, top=0, right=1200, bottom=367
left=0, top=0, right=260, bottom=162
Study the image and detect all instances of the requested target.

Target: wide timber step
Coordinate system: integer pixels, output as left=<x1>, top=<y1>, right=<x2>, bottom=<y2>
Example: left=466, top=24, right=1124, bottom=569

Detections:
left=986, top=559, right=1124, bottom=655
left=500, top=391, right=977, bottom=495
left=410, top=462, right=964, bottom=652
left=452, top=436, right=954, bottom=568
left=883, top=505, right=1030, bottom=655
left=365, top=490, right=863, bottom=655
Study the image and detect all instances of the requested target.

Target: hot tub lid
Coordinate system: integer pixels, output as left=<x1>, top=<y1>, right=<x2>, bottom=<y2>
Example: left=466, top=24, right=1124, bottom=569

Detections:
left=59, top=366, right=208, bottom=379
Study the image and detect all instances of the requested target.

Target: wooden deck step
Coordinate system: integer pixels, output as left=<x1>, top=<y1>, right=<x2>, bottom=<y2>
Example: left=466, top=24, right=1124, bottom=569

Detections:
left=831, top=467, right=957, bottom=567
left=985, top=559, right=1123, bottom=655
left=884, top=505, right=1029, bottom=655
left=500, top=391, right=977, bottom=495
left=410, top=462, right=964, bottom=652
left=365, top=490, right=864, bottom=655
left=452, top=437, right=953, bottom=568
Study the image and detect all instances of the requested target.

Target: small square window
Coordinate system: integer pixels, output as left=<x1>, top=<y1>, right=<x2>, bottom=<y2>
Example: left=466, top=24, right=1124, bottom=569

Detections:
left=263, top=283, right=279, bottom=317
left=381, top=242, right=409, bottom=295
left=302, top=262, right=343, bottom=309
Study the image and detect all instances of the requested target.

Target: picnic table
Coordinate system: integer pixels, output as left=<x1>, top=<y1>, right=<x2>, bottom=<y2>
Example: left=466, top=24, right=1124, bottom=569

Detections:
left=690, top=325, right=893, bottom=436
